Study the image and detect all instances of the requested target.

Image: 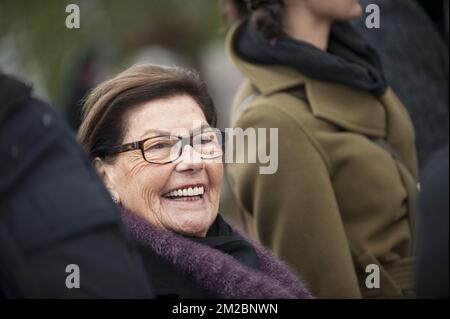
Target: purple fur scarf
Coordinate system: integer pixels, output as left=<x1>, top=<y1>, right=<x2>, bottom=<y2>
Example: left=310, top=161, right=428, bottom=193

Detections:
left=121, top=208, right=312, bottom=299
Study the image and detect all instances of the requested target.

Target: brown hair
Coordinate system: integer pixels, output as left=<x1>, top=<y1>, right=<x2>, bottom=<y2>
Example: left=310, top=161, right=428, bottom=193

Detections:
left=219, top=0, right=284, bottom=41
left=78, top=64, right=217, bottom=162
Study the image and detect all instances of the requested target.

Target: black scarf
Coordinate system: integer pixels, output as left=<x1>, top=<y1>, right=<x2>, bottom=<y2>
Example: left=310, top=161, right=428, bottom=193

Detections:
left=188, top=214, right=261, bottom=271
left=237, top=20, right=388, bottom=96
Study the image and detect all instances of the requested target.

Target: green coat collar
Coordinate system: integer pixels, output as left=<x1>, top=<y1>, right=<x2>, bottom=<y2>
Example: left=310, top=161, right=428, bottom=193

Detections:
left=226, top=21, right=388, bottom=137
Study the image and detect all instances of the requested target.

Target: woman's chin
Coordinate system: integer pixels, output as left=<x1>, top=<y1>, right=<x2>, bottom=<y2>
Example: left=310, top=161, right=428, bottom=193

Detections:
left=160, top=194, right=207, bottom=211
left=336, top=3, right=363, bottom=21
left=160, top=196, right=214, bottom=236
left=172, top=216, right=211, bottom=237
left=349, top=4, right=363, bottom=19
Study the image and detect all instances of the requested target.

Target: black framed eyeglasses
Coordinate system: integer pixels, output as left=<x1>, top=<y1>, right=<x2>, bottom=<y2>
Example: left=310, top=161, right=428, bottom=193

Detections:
left=94, top=129, right=224, bottom=164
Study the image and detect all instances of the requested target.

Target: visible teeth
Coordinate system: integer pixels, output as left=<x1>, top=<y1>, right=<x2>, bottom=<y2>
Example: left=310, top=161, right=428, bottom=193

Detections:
left=166, top=186, right=205, bottom=198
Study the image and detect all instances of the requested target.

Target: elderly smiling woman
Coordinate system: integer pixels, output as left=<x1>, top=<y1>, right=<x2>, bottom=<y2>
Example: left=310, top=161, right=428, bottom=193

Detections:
left=78, top=64, right=311, bottom=299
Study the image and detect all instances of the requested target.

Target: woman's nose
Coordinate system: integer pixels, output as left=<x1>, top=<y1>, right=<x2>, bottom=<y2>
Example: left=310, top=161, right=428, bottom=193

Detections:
left=175, top=145, right=204, bottom=172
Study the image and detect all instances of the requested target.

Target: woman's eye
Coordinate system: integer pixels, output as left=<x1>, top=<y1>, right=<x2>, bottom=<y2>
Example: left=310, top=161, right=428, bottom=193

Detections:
left=201, top=134, right=215, bottom=144
left=152, top=143, right=165, bottom=149
left=147, top=142, right=171, bottom=151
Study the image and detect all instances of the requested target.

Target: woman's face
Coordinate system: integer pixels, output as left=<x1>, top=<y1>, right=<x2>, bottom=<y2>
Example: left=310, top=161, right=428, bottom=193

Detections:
left=99, top=95, right=223, bottom=237
left=291, top=0, right=362, bottom=21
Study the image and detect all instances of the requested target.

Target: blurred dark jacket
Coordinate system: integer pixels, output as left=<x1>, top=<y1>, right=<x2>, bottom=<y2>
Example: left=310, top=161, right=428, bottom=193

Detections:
left=0, top=73, right=153, bottom=298
left=121, top=208, right=312, bottom=299
left=416, top=146, right=449, bottom=299
left=416, top=0, right=449, bottom=43
left=356, top=0, right=449, bottom=170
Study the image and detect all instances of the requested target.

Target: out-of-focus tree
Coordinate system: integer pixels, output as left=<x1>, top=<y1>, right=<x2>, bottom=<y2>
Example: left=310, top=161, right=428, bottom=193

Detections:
left=0, top=0, right=221, bottom=106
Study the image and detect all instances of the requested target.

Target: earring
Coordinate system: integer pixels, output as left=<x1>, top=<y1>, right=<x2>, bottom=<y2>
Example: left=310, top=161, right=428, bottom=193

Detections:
left=112, top=195, right=120, bottom=204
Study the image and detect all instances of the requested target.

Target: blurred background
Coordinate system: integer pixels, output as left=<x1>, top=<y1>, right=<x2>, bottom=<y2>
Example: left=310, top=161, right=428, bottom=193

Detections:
left=0, top=0, right=448, bottom=161
left=1, top=0, right=448, bottom=298
left=0, top=0, right=243, bottom=131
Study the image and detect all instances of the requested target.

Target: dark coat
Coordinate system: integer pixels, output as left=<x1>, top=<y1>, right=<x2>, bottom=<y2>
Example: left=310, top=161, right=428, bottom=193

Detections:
left=0, top=74, right=153, bottom=298
left=121, top=208, right=312, bottom=299
left=356, top=0, right=449, bottom=169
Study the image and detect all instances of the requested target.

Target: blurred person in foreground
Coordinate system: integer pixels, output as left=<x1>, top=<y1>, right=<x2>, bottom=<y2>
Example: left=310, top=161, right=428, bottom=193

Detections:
left=220, top=0, right=419, bottom=298
left=78, top=63, right=312, bottom=299
left=0, top=72, right=153, bottom=298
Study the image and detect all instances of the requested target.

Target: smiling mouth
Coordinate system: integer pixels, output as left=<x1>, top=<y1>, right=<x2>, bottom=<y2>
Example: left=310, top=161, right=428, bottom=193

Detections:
left=162, top=184, right=206, bottom=201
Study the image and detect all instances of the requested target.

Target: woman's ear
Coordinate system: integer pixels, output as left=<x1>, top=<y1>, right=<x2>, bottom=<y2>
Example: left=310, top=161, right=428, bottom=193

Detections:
left=94, top=157, right=121, bottom=204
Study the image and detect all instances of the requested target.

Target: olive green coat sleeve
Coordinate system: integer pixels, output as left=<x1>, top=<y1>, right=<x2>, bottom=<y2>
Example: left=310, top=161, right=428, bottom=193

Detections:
left=227, top=103, right=362, bottom=298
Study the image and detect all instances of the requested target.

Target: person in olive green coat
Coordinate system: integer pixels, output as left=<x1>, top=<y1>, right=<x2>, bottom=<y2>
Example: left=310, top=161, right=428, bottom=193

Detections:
left=220, top=0, right=419, bottom=298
